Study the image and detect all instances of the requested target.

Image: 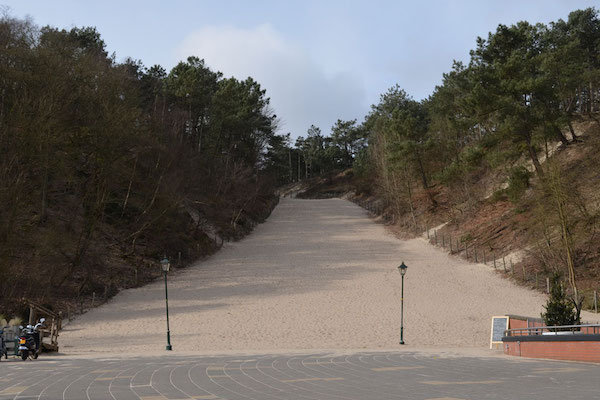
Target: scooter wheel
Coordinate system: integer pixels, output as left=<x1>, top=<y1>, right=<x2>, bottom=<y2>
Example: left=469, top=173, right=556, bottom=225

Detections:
left=20, top=351, right=28, bottom=360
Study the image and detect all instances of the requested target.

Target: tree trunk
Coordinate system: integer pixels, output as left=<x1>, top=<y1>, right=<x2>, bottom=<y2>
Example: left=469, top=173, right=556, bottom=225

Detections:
left=40, top=130, right=50, bottom=224
left=40, top=154, right=49, bottom=224
left=297, top=151, right=301, bottom=181
left=554, top=126, right=569, bottom=146
left=304, top=154, right=308, bottom=178
left=567, top=119, right=579, bottom=141
left=548, top=163, right=580, bottom=317
left=589, top=81, right=594, bottom=113
left=415, top=151, right=428, bottom=189
left=288, top=149, right=293, bottom=182
left=525, top=134, right=545, bottom=179
left=121, top=155, right=138, bottom=215
left=198, top=115, right=204, bottom=154
left=401, top=165, right=417, bottom=228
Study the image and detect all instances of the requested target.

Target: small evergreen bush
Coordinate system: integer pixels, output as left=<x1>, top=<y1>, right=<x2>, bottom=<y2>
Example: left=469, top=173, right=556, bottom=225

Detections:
left=541, top=274, right=577, bottom=328
left=506, top=166, right=531, bottom=203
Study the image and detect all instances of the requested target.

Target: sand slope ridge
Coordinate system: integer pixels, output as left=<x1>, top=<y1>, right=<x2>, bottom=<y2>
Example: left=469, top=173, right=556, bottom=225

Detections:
left=60, top=198, right=598, bottom=355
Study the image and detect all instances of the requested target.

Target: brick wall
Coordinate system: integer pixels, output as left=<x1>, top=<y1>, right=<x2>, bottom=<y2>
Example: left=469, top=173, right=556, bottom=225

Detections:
left=501, top=316, right=600, bottom=362
left=503, top=338, right=600, bottom=363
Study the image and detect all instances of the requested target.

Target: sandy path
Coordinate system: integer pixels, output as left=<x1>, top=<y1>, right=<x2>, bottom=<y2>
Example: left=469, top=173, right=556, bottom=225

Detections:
left=60, top=198, right=597, bottom=355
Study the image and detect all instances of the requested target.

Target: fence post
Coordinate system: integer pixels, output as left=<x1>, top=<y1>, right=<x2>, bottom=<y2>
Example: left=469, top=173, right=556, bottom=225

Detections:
left=456, top=239, right=460, bottom=253
left=595, top=290, right=598, bottom=314
left=434, top=230, right=438, bottom=245
left=465, top=242, right=469, bottom=259
left=442, top=234, right=445, bottom=248
left=483, top=250, right=486, bottom=265
left=546, top=277, right=550, bottom=294
left=493, top=251, right=496, bottom=269
left=474, top=247, right=478, bottom=263
left=92, top=292, right=95, bottom=307
left=522, top=265, right=527, bottom=281
left=427, top=226, right=429, bottom=239
left=510, top=259, right=514, bottom=275
left=450, top=235, right=453, bottom=253
left=535, top=273, right=539, bottom=289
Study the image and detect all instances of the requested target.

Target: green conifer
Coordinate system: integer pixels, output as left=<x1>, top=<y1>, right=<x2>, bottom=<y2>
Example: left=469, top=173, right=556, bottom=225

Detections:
left=541, top=273, right=577, bottom=328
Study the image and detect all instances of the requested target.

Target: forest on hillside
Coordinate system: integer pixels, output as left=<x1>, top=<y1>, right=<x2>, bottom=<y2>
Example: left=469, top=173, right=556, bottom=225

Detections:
left=2, top=7, right=600, bottom=320
left=0, top=13, right=286, bottom=316
left=276, top=8, right=600, bottom=317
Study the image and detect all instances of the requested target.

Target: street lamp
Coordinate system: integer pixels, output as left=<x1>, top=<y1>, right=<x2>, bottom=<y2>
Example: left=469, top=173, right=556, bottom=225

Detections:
left=397, top=262, right=408, bottom=345
left=160, top=256, right=172, bottom=351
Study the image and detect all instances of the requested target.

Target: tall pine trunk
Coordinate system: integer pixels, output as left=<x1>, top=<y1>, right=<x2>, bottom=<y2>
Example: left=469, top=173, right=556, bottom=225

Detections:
left=525, top=133, right=545, bottom=179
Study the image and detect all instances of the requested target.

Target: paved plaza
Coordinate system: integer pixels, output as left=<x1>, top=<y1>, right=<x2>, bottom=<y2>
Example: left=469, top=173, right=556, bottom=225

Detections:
left=1, top=351, right=599, bottom=399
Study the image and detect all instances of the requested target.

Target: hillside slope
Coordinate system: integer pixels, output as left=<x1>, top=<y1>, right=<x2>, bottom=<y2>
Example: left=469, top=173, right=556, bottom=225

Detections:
left=299, top=121, right=600, bottom=312
left=62, top=198, right=600, bottom=355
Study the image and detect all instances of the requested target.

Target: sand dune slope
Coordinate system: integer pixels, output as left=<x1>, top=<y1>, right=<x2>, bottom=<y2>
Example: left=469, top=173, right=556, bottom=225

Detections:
left=61, top=198, right=597, bottom=355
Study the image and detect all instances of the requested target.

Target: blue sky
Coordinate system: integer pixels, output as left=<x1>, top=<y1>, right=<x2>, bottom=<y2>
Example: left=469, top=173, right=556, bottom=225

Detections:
left=2, top=0, right=599, bottom=138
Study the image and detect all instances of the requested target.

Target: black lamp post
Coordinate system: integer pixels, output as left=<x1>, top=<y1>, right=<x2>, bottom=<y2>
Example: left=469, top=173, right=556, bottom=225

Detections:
left=397, top=262, right=408, bottom=345
left=160, top=256, right=172, bottom=351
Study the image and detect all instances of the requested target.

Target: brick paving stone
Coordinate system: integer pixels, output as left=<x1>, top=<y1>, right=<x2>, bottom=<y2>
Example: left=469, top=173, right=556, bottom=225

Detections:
left=0, top=351, right=598, bottom=399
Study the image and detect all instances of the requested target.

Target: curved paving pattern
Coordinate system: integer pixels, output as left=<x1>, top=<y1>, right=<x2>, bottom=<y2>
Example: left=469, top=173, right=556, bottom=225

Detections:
left=1, top=351, right=599, bottom=399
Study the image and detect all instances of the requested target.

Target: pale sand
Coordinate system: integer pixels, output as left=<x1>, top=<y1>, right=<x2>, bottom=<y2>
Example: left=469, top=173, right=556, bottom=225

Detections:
left=60, top=198, right=599, bottom=356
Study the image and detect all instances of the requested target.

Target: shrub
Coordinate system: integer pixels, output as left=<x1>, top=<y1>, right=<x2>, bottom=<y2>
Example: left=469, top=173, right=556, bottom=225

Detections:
left=506, top=166, right=531, bottom=203
left=436, top=162, right=462, bottom=184
left=491, top=189, right=507, bottom=202
left=541, top=274, right=577, bottom=328
left=462, top=146, right=485, bottom=169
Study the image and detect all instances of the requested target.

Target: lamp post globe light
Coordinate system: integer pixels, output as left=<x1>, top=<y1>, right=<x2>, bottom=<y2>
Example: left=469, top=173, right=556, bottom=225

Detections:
left=397, top=262, right=408, bottom=345
left=160, top=256, right=172, bottom=351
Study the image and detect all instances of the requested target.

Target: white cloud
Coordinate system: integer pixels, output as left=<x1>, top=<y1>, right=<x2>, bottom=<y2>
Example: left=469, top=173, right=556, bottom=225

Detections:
left=175, top=24, right=366, bottom=138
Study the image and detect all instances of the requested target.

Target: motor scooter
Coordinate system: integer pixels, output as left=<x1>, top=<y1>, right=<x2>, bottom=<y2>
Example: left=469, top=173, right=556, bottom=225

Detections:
left=18, top=318, right=45, bottom=360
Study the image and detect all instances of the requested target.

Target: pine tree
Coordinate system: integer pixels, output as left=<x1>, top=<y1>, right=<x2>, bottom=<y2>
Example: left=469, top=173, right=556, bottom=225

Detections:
left=541, top=274, right=577, bottom=328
